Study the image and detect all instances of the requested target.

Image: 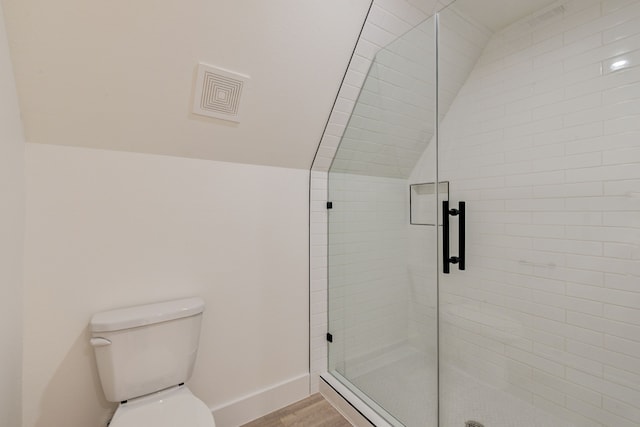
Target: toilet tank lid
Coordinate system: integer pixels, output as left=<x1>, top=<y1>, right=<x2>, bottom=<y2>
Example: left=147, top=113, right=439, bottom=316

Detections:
left=90, top=297, right=205, bottom=333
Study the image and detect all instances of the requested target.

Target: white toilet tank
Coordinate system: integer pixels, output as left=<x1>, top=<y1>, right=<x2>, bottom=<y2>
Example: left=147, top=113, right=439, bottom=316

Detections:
left=90, top=297, right=205, bottom=403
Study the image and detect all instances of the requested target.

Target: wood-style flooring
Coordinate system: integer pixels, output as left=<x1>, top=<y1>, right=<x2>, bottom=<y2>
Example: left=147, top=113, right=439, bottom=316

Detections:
left=240, top=393, right=352, bottom=427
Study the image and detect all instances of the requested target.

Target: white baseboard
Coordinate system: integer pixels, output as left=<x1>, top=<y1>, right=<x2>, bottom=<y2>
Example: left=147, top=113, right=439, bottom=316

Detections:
left=210, top=374, right=310, bottom=427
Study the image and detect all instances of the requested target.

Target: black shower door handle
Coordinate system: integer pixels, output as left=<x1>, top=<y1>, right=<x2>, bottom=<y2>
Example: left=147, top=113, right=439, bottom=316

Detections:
left=443, top=200, right=465, bottom=274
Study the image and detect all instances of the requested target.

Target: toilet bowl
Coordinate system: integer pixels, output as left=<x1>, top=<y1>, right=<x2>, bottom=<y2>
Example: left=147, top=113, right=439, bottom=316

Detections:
left=90, top=297, right=215, bottom=427
left=109, top=385, right=214, bottom=427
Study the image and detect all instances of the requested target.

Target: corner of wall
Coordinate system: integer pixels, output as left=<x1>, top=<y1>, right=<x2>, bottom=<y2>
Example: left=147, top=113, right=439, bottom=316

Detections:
left=0, top=1, right=26, bottom=426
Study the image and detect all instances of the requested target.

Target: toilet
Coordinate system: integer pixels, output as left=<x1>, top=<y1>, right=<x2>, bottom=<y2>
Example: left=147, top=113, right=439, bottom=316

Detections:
left=90, top=297, right=215, bottom=427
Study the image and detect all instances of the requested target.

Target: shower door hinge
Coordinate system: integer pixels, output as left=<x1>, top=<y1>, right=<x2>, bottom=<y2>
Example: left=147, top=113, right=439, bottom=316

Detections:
left=326, top=202, right=333, bottom=209
left=326, top=333, right=333, bottom=342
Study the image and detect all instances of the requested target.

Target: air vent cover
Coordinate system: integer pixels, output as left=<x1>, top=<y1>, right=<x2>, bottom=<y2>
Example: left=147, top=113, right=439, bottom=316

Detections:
left=192, top=63, right=249, bottom=123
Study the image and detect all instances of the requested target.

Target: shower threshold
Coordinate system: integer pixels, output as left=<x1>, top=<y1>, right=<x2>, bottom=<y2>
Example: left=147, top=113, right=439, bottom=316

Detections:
left=323, top=348, right=574, bottom=427
left=321, top=371, right=397, bottom=427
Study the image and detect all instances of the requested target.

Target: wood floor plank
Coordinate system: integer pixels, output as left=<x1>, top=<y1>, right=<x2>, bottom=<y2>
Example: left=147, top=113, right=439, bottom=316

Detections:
left=241, top=393, right=352, bottom=427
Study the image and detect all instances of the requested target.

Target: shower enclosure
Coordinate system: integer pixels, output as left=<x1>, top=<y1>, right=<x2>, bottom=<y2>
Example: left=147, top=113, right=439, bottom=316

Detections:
left=323, top=1, right=640, bottom=426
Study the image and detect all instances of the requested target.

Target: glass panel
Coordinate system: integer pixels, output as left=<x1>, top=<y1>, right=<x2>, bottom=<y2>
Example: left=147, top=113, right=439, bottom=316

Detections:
left=437, top=1, right=640, bottom=426
left=327, top=14, right=438, bottom=427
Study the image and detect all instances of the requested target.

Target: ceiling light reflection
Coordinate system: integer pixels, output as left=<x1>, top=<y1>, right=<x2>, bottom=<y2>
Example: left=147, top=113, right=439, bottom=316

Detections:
left=610, top=59, right=629, bottom=72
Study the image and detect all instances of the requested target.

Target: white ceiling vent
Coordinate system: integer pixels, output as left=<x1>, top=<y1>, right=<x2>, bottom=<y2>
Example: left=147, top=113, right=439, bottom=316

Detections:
left=192, top=63, right=249, bottom=123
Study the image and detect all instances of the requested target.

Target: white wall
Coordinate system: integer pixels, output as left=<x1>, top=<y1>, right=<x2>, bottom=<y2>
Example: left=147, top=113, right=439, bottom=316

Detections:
left=0, top=3, right=24, bottom=427
left=411, top=1, right=640, bottom=426
left=23, top=143, right=309, bottom=427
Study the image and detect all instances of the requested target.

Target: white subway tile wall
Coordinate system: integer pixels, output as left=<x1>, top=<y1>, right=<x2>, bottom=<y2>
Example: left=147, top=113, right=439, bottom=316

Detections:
left=410, top=1, right=640, bottom=426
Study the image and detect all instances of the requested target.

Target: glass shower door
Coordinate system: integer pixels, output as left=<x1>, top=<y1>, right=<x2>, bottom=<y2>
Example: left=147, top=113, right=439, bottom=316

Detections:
left=327, top=13, right=439, bottom=427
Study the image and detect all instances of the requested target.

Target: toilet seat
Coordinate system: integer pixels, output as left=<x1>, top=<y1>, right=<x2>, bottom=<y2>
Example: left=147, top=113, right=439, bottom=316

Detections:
left=109, top=386, right=215, bottom=427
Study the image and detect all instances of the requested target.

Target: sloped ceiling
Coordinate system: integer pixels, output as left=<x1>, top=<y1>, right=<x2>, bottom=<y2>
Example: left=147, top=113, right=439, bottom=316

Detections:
left=327, top=0, right=563, bottom=179
left=330, top=4, right=493, bottom=178
left=2, top=0, right=371, bottom=169
left=450, top=0, right=558, bottom=32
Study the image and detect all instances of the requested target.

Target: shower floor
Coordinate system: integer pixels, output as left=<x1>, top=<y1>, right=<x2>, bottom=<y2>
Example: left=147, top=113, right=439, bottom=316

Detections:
left=344, top=347, right=573, bottom=427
